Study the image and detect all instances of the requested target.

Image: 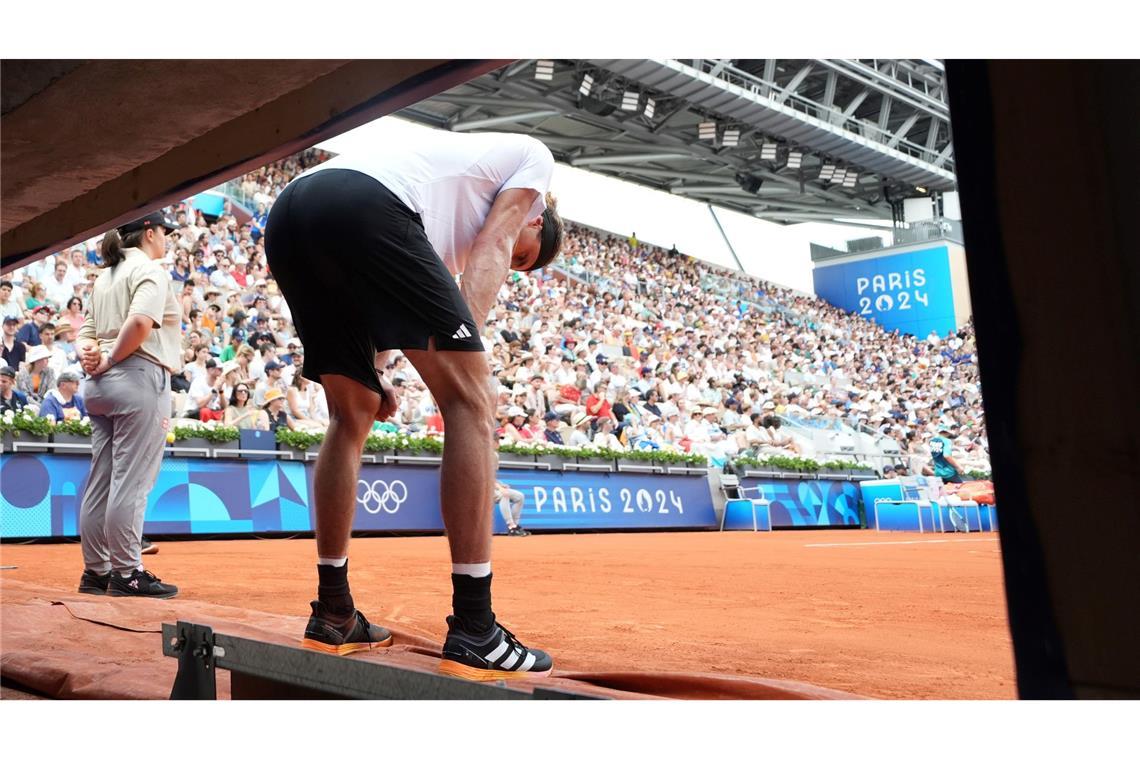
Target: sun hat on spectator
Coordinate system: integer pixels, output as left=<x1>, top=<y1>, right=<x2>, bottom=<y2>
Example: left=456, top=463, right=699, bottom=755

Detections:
left=54, top=323, right=75, bottom=338
left=220, top=360, right=240, bottom=376
left=570, top=412, right=594, bottom=427
left=262, top=388, right=285, bottom=406
left=507, top=406, right=526, bottom=419
left=26, top=345, right=52, bottom=364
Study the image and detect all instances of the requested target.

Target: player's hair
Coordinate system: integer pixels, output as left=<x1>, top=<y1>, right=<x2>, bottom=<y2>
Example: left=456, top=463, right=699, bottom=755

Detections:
left=527, top=192, right=565, bottom=271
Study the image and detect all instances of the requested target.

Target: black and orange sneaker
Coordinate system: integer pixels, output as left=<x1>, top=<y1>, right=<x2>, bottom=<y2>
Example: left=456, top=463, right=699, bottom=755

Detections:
left=108, top=569, right=178, bottom=599
left=439, top=616, right=553, bottom=682
left=78, top=569, right=110, bottom=595
left=301, top=601, right=393, bottom=655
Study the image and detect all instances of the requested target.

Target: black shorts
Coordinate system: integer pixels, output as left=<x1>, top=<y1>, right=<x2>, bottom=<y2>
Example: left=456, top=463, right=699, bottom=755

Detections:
left=264, top=168, right=483, bottom=395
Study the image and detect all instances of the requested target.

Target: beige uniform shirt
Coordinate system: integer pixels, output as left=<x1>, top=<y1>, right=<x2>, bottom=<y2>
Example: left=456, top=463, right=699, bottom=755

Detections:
left=77, top=248, right=183, bottom=372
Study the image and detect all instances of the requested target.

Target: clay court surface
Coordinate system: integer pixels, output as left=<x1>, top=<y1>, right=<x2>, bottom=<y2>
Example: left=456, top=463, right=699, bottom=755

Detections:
left=0, top=530, right=1015, bottom=699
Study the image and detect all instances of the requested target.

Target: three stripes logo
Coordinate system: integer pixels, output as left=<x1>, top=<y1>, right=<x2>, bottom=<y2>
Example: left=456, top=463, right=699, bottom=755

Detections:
left=451, top=323, right=473, bottom=340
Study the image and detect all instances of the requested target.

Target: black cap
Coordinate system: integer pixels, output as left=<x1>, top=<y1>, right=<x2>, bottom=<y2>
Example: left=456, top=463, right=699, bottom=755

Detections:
left=0, top=365, right=15, bottom=377
left=543, top=411, right=560, bottom=421
left=118, top=211, right=179, bottom=235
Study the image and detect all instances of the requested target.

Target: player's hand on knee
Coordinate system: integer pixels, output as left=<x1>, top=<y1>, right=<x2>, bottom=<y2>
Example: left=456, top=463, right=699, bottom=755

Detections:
left=375, top=375, right=399, bottom=421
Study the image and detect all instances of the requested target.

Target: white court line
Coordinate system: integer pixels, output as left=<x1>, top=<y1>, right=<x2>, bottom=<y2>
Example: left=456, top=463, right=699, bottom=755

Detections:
left=805, top=538, right=999, bottom=548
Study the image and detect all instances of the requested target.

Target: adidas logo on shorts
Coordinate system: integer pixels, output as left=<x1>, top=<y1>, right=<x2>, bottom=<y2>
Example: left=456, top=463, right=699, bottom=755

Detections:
left=452, top=324, right=472, bottom=339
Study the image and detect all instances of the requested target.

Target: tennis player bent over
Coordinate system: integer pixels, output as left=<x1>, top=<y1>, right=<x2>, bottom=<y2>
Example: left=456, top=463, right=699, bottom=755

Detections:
left=265, top=130, right=563, bottom=680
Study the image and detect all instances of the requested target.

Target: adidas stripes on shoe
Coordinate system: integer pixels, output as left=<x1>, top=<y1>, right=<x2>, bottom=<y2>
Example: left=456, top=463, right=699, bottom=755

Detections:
left=439, top=616, right=553, bottom=681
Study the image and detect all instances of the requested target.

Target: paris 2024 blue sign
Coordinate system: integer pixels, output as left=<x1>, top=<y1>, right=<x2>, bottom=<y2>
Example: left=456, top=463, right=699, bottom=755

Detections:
left=813, top=245, right=956, bottom=338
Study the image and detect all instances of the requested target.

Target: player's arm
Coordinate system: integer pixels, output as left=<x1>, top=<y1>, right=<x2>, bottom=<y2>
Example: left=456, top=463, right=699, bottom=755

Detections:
left=460, top=188, right=539, bottom=328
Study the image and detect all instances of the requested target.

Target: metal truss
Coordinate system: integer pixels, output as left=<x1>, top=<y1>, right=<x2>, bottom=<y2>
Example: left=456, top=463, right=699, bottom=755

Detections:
left=398, top=59, right=957, bottom=225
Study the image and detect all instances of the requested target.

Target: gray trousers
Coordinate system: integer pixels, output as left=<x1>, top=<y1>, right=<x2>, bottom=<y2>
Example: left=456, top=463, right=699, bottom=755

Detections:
left=79, top=355, right=170, bottom=574
left=497, top=488, right=524, bottom=527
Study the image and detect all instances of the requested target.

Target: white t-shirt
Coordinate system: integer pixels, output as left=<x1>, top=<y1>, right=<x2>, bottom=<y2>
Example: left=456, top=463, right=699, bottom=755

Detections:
left=298, top=131, right=554, bottom=276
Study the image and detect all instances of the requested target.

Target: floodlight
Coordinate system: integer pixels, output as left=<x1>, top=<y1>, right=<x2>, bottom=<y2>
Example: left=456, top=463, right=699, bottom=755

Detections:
left=819, top=162, right=835, bottom=180
left=843, top=172, right=858, bottom=188
left=723, top=128, right=740, bottom=147
left=579, top=74, right=594, bottom=96
left=699, top=121, right=717, bottom=140
left=621, top=90, right=640, bottom=112
left=644, top=97, right=656, bottom=119
left=760, top=143, right=777, bottom=161
left=535, top=60, right=554, bottom=81
left=787, top=150, right=803, bottom=169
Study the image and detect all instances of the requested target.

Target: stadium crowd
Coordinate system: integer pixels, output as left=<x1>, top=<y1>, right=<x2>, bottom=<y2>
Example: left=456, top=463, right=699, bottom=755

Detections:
left=1, top=148, right=990, bottom=475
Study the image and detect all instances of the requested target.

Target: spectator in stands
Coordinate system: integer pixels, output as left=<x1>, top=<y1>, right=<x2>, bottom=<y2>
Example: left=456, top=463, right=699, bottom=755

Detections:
left=0, top=365, right=28, bottom=414
left=61, top=296, right=86, bottom=335
left=263, top=387, right=294, bottom=433
left=171, top=252, right=192, bottom=283
left=17, top=305, right=52, bottom=347
left=255, top=360, right=287, bottom=406
left=17, top=344, right=56, bottom=407
left=182, top=344, right=212, bottom=388
left=499, top=407, right=528, bottom=442
left=223, top=383, right=268, bottom=430
left=523, top=409, right=544, bottom=439
left=44, top=260, right=74, bottom=309
left=761, top=415, right=803, bottom=456
left=251, top=202, right=269, bottom=242
left=287, top=373, right=328, bottom=431
left=568, top=412, right=593, bottom=447
left=23, top=282, right=49, bottom=313
left=0, top=281, right=23, bottom=322
left=593, top=416, right=624, bottom=451
left=44, top=322, right=76, bottom=377
left=882, top=464, right=899, bottom=479
left=38, top=371, right=86, bottom=422
left=542, top=411, right=564, bottom=445
left=2, top=316, right=27, bottom=370
left=584, top=380, right=615, bottom=425
left=187, top=358, right=225, bottom=421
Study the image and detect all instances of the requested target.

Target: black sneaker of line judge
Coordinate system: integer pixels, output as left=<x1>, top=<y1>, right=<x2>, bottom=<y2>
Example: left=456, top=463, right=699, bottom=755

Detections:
left=107, top=569, right=179, bottom=599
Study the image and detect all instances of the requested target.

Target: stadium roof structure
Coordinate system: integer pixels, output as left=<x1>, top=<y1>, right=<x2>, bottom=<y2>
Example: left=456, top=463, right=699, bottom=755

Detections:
left=399, top=59, right=955, bottom=228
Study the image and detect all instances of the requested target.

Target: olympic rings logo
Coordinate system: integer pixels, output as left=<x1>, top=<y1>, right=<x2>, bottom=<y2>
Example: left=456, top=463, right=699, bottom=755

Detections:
left=356, top=479, right=408, bottom=515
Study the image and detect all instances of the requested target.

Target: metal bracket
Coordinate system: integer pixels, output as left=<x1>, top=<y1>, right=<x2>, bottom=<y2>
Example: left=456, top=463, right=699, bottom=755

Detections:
left=166, top=621, right=220, bottom=699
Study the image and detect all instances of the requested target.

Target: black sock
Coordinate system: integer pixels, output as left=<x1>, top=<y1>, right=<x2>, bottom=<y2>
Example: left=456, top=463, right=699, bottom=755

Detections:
left=451, top=572, right=495, bottom=633
left=316, top=561, right=354, bottom=617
